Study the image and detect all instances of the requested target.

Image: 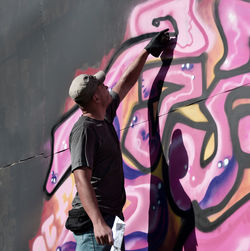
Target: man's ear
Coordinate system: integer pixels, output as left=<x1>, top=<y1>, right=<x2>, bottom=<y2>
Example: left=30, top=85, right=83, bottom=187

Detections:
left=92, top=93, right=100, bottom=103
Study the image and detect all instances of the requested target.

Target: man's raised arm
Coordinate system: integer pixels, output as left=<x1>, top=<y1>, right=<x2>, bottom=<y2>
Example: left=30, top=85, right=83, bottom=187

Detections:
left=113, top=29, right=170, bottom=102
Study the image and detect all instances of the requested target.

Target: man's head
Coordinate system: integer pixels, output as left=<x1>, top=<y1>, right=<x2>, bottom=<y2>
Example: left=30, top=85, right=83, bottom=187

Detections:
left=69, top=71, right=106, bottom=107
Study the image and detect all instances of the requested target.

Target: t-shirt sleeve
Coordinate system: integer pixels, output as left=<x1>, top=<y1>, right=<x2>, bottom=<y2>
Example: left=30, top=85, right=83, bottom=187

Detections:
left=69, top=126, right=96, bottom=172
left=105, top=90, right=120, bottom=123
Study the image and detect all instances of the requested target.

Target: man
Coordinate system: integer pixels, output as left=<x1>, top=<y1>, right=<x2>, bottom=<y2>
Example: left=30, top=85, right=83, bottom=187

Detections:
left=66, top=29, right=171, bottom=251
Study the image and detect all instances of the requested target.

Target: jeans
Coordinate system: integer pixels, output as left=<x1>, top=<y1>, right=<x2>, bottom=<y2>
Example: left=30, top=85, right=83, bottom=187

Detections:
left=73, top=214, right=125, bottom=251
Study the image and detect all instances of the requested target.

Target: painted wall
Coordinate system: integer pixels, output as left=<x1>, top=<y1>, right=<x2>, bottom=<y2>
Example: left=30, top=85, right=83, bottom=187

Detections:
left=1, top=0, right=250, bottom=250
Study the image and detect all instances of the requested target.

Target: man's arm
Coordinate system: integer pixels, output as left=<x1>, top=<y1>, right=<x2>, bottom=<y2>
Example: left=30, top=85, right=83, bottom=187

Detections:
left=112, top=49, right=149, bottom=102
left=73, top=168, right=114, bottom=246
left=112, top=29, right=170, bottom=102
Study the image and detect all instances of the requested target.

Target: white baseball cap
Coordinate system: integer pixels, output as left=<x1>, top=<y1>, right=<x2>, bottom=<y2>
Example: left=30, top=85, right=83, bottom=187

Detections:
left=69, top=71, right=106, bottom=106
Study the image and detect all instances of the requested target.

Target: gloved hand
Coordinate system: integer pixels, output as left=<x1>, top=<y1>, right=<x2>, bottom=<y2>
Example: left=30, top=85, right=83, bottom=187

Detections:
left=145, top=29, right=170, bottom=57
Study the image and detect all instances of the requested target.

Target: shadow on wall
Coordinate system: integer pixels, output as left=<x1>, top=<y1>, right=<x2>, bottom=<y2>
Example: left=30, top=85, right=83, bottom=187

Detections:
left=147, top=38, right=197, bottom=251
left=168, top=129, right=197, bottom=251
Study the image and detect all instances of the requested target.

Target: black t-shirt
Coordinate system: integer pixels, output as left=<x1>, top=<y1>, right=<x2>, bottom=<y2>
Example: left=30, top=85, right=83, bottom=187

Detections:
left=69, top=91, right=126, bottom=215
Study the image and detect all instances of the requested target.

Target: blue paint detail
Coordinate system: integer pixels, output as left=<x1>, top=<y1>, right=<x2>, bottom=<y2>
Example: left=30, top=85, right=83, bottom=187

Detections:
left=133, top=115, right=138, bottom=123
left=125, top=231, right=147, bottom=240
left=141, top=129, right=149, bottom=141
left=144, top=90, right=149, bottom=98
left=143, top=88, right=149, bottom=98
left=123, top=161, right=144, bottom=180
left=217, top=160, right=223, bottom=168
left=56, top=241, right=76, bottom=251
left=51, top=171, right=57, bottom=184
left=186, top=63, right=194, bottom=70
left=130, top=115, right=139, bottom=128
left=181, top=63, right=194, bottom=71
left=199, top=156, right=236, bottom=208
left=124, top=231, right=148, bottom=251
left=223, top=157, right=229, bottom=167
left=113, top=116, right=120, bottom=139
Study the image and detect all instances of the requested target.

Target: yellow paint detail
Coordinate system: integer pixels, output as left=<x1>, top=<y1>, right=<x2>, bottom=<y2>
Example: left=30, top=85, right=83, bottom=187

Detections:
left=152, top=156, right=163, bottom=179
left=122, top=199, right=131, bottom=212
left=178, top=104, right=207, bottom=122
left=232, top=99, right=250, bottom=109
left=204, top=133, right=215, bottom=161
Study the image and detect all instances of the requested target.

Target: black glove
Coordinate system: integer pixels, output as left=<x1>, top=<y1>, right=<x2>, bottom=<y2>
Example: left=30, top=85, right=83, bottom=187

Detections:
left=145, top=29, right=170, bottom=57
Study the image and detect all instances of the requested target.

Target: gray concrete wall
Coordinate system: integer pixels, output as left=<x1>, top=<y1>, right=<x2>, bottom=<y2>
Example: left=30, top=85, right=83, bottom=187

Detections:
left=0, top=1, right=141, bottom=250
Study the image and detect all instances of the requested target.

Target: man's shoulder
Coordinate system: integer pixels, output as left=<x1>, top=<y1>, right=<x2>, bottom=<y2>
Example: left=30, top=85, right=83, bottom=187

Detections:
left=71, top=116, right=104, bottom=135
left=71, top=116, right=92, bottom=134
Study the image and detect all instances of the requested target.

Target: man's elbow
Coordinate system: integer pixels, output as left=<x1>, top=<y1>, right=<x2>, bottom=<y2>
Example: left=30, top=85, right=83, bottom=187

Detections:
left=73, top=168, right=92, bottom=188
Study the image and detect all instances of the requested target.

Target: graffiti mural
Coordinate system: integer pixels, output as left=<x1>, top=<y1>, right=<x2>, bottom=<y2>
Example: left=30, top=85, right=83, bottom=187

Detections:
left=30, top=0, right=250, bottom=250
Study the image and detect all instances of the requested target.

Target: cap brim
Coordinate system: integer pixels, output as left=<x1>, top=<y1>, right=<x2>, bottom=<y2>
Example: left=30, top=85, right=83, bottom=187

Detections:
left=94, top=71, right=106, bottom=84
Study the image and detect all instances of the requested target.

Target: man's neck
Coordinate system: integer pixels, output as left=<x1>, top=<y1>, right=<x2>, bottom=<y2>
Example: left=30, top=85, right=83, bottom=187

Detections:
left=82, top=110, right=105, bottom=121
left=81, top=102, right=107, bottom=121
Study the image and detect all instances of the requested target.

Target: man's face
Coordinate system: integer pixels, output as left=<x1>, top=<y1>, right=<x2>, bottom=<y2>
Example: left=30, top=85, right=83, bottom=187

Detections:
left=95, top=82, right=112, bottom=107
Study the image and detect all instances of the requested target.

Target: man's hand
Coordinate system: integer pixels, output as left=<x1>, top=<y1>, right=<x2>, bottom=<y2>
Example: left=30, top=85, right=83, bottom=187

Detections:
left=145, top=29, right=170, bottom=57
left=93, top=220, right=114, bottom=245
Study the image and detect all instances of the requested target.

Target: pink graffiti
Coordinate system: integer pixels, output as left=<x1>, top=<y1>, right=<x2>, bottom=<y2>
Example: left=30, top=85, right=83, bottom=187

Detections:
left=45, top=109, right=81, bottom=194
left=124, top=173, right=151, bottom=249
left=141, top=62, right=203, bottom=102
left=238, top=115, right=250, bottom=154
left=34, top=0, right=250, bottom=250
left=31, top=177, right=76, bottom=250
left=127, top=0, right=211, bottom=57
left=196, top=199, right=250, bottom=250
left=219, top=0, right=250, bottom=70
left=124, top=107, right=157, bottom=169
left=179, top=74, right=250, bottom=204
